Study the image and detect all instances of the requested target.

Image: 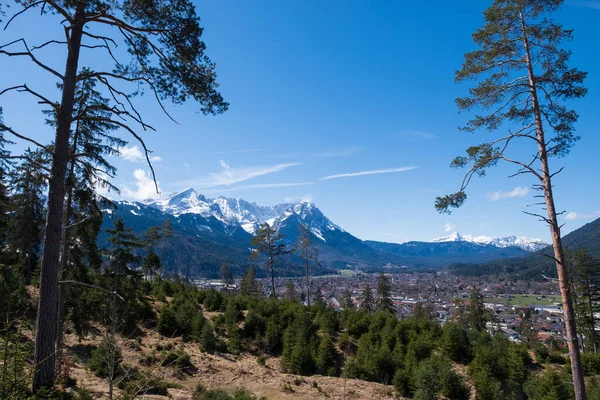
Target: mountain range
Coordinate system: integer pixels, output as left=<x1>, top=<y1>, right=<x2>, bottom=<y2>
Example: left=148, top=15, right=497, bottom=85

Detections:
left=431, top=232, right=548, bottom=252
left=448, top=216, right=600, bottom=280
left=100, top=188, right=549, bottom=278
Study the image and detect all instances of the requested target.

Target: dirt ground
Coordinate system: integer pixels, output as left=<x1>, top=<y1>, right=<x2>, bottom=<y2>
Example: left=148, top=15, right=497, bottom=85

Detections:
left=64, top=327, right=399, bottom=400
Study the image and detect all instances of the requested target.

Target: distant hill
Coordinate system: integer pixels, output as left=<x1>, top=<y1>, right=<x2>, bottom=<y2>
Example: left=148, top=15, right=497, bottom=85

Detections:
left=448, top=217, right=600, bottom=280
left=365, top=240, right=528, bottom=266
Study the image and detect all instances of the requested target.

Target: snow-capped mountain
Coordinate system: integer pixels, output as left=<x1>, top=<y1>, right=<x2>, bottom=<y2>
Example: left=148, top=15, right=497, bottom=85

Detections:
left=145, top=188, right=292, bottom=234
left=99, top=188, right=555, bottom=277
left=431, top=232, right=548, bottom=252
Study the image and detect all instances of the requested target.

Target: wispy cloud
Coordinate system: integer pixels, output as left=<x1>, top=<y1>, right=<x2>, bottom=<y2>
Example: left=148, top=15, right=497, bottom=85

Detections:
left=444, top=223, right=456, bottom=233
left=271, top=146, right=363, bottom=159
left=122, top=169, right=161, bottom=200
left=319, top=166, right=417, bottom=181
left=196, top=149, right=262, bottom=156
left=119, top=145, right=162, bottom=163
left=183, top=162, right=191, bottom=172
left=402, top=130, right=438, bottom=141
left=206, top=182, right=314, bottom=193
left=570, top=1, right=600, bottom=10
left=487, top=186, right=529, bottom=201
left=565, top=211, right=600, bottom=221
left=174, top=160, right=302, bottom=188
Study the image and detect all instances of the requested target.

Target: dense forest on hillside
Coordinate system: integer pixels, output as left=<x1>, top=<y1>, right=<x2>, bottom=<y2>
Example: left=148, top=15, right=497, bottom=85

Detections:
left=4, top=244, right=600, bottom=399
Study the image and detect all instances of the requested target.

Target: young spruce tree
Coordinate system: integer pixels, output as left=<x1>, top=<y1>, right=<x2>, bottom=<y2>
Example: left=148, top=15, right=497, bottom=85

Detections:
left=250, top=223, right=288, bottom=299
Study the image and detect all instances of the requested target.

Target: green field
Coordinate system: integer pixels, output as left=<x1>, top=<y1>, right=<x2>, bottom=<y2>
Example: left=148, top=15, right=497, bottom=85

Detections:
left=483, top=294, right=558, bottom=306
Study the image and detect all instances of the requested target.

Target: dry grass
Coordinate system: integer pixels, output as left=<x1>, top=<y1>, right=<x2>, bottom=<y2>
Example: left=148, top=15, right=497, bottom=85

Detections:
left=64, top=326, right=399, bottom=399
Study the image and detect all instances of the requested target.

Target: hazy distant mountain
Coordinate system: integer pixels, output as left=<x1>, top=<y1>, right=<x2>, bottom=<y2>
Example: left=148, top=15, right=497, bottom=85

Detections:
left=100, top=188, right=545, bottom=277
left=431, top=232, right=548, bottom=252
left=447, top=217, right=600, bottom=280
left=364, top=239, right=529, bottom=266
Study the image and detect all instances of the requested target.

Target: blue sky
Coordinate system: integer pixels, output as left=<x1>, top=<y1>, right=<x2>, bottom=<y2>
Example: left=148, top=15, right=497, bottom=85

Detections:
left=1, top=0, right=599, bottom=243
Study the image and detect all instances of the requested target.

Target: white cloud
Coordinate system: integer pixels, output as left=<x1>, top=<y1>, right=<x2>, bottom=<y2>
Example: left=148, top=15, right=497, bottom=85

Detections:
left=175, top=161, right=302, bottom=188
left=284, top=194, right=314, bottom=203
left=444, top=223, right=456, bottom=233
left=565, top=211, right=600, bottom=221
left=319, top=166, right=417, bottom=181
left=487, top=186, right=529, bottom=201
left=119, top=145, right=162, bottom=163
left=122, top=169, right=161, bottom=200
left=183, top=162, right=191, bottom=172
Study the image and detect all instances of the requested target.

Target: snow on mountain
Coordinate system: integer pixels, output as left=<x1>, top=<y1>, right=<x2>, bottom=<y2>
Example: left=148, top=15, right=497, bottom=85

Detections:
left=274, top=201, right=344, bottom=243
left=431, top=232, right=548, bottom=252
left=145, top=188, right=547, bottom=252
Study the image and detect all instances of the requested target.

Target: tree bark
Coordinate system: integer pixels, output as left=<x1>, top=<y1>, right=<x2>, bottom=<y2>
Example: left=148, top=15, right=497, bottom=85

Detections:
left=33, top=6, right=84, bottom=392
left=520, top=10, right=586, bottom=399
left=305, top=252, right=310, bottom=307
left=55, top=124, right=79, bottom=376
left=268, top=231, right=275, bottom=299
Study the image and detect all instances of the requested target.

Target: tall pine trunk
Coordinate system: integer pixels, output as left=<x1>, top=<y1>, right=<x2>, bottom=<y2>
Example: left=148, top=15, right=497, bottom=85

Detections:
left=520, top=10, right=586, bottom=399
left=32, top=6, right=84, bottom=391
left=55, top=122, right=80, bottom=376
left=267, top=231, right=276, bottom=299
left=305, top=252, right=310, bottom=307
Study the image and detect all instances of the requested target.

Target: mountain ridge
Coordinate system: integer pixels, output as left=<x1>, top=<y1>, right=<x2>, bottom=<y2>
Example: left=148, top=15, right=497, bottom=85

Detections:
left=431, top=231, right=548, bottom=252
left=100, top=188, right=545, bottom=277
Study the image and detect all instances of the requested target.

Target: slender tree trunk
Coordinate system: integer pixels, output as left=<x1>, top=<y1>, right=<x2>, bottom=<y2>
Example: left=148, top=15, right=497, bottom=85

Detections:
left=108, top=261, right=120, bottom=400
left=269, top=254, right=275, bottom=299
left=520, top=10, right=586, bottom=399
left=55, top=119, right=80, bottom=376
left=33, top=7, right=85, bottom=392
left=305, top=252, right=310, bottom=307
left=267, top=231, right=276, bottom=299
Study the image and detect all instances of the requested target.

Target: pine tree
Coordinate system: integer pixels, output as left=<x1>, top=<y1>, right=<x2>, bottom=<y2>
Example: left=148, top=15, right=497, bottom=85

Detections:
left=468, top=287, right=486, bottom=331
left=142, top=252, right=162, bottom=283
left=284, top=279, right=297, bottom=302
left=1, top=1, right=228, bottom=388
left=143, top=226, right=162, bottom=280
left=201, top=322, right=217, bottom=353
left=341, top=290, right=354, bottom=310
left=219, top=262, right=234, bottom=286
left=316, top=334, right=338, bottom=376
left=160, top=218, right=174, bottom=278
left=240, top=266, right=262, bottom=297
left=376, top=273, right=394, bottom=313
left=7, top=149, right=47, bottom=284
left=313, top=287, right=326, bottom=309
left=435, top=1, right=587, bottom=395
left=54, top=76, right=125, bottom=362
left=298, top=224, right=319, bottom=307
left=0, top=121, right=12, bottom=249
left=104, top=216, right=142, bottom=335
left=572, top=249, right=600, bottom=354
left=360, top=284, right=375, bottom=312
left=106, top=216, right=140, bottom=285
left=250, top=223, right=289, bottom=299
